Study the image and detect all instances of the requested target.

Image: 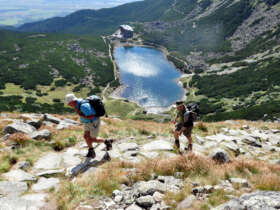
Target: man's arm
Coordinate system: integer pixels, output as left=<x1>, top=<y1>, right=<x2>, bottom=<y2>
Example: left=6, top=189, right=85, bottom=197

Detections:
left=75, top=106, right=95, bottom=120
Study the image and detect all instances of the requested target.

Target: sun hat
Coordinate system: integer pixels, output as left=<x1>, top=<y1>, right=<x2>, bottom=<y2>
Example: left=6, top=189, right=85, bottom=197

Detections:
left=65, top=93, right=77, bottom=105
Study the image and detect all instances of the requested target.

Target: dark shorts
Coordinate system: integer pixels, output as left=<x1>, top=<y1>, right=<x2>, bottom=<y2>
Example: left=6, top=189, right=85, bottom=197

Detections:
left=175, top=123, right=193, bottom=137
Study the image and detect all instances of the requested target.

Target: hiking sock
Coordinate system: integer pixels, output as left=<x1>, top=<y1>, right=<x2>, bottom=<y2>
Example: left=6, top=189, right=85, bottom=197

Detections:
left=174, top=139, right=180, bottom=149
left=105, top=139, right=113, bottom=151
left=86, top=148, right=96, bottom=158
left=187, top=143, right=193, bottom=151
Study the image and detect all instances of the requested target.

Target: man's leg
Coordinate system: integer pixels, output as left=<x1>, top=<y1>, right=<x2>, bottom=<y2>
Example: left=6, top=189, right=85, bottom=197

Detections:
left=174, top=130, right=180, bottom=150
left=184, top=126, right=193, bottom=151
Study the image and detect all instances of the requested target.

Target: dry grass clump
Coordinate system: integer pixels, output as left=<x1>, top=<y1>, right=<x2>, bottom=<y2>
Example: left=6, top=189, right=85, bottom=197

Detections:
left=8, top=133, right=31, bottom=145
left=254, top=174, right=280, bottom=191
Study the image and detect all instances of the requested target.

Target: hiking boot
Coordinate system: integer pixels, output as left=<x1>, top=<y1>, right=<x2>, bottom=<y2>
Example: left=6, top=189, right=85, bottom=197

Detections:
left=174, top=139, right=180, bottom=150
left=86, top=148, right=96, bottom=159
left=185, top=144, right=193, bottom=152
left=104, top=139, right=114, bottom=151
left=104, top=152, right=111, bottom=161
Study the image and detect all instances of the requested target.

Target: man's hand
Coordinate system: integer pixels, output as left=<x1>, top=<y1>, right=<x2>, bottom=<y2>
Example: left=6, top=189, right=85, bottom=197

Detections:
left=181, top=127, right=186, bottom=132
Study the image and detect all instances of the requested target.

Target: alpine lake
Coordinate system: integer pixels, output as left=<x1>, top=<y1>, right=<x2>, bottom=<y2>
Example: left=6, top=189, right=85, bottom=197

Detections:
left=114, top=46, right=184, bottom=112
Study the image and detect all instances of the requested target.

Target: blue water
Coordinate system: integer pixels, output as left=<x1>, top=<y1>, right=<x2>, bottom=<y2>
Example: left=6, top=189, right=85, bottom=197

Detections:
left=114, top=46, right=184, bottom=108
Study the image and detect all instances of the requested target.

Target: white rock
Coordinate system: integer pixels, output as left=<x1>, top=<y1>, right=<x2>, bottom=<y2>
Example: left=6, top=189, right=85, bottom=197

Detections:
left=4, top=121, right=36, bottom=134
left=3, top=169, right=37, bottom=182
left=34, top=153, right=62, bottom=170
left=142, top=140, right=173, bottom=151
left=32, top=177, right=60, bottom=192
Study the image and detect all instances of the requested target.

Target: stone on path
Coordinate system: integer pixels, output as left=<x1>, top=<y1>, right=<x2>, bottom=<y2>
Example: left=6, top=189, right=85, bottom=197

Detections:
left=62, top=148, right=82, bottom=168
left=142, top=140, right=173, bottom=151
left=4, top=121, right=36, bottom=134
left=34, top=153, right=62, bottom=170
left=209, top=148, right=231, bottom=163
left=3, top=169, right=37, bottom=182
left=0, top=181, right=28, bottom=197
left=21, top=193, right=48, bottom=208
left=32, top=177, right=60, bottom=192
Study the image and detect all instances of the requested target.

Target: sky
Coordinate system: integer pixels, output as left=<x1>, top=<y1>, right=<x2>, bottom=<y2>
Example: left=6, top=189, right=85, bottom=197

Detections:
left=0, top=0, right=139, bottom=26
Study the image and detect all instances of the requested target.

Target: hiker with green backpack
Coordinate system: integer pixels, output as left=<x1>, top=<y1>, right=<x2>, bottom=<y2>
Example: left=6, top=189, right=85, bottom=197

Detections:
left=65, top=93, right=113, bottom=159
left=173, top=101, right=199, bottom=153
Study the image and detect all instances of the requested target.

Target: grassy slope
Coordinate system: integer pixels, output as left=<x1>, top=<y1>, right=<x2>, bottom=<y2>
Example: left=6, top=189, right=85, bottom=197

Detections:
left=1, top=114, right=280, bottom=209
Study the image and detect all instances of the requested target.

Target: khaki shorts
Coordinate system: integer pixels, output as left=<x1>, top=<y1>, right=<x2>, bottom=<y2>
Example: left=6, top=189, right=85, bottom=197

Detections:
left=175, top=123, right=193, bottom=137
left=84, top=118, right=100, bottom=138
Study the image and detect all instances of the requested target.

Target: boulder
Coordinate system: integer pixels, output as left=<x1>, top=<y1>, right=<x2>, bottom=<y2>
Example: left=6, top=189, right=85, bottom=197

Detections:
left=241, top=135, right=262, bottom=147
left=30, top=129, right=51, bottom=140
left=213, top=191, right=280, bottom=210
left=3, top=169, right=36, bottom=182
left=209, top=148, right=230, bottom=163
left=43, top=114, right=61, bottom=124
left=36, top=169, right=65, bottom=177
left=22, top=113, right=43, bottom=129
left=4, top=122, right=36, bottom=134
left=32, top=177, right=60, bottom=192
left=136, top=195, right=155, bottom=208
left=142, top=140, right=173, bottom=151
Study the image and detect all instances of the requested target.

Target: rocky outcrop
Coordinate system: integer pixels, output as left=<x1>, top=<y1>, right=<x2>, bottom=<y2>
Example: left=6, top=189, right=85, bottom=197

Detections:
left=213, top=191, right=280, bottom=210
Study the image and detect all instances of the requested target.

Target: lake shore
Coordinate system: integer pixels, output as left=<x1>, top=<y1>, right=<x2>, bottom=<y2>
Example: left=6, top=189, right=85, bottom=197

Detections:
left=108, top=39, right=187, bottom=114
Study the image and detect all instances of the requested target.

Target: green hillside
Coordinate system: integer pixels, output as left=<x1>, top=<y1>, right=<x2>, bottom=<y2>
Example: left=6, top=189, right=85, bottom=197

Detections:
left=0, top=30, right=116, bottom=113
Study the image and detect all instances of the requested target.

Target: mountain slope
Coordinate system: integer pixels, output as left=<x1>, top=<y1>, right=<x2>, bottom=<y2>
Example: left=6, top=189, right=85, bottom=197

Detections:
left=18, top=0, right=173, bottom=35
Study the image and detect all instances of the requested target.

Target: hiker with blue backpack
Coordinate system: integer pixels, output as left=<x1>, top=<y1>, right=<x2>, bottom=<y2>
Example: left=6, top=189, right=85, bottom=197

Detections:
left=173, top=101, right=199, bottom=153
left=65, top=93, right=113, bottom=159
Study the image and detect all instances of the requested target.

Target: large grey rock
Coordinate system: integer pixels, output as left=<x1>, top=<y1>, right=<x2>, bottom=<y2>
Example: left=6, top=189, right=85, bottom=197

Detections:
left=32, top=177, right=60, bottom=192
left=142, top=140, right=173, bottom=151
left=221, top=142, right=240, bottom=156
left=4, top=121, right=36, bottom=134
left=34, top=153, right=62, bottom=170
left=213, top=191, right=280, bottom=210
left=3, top=169, right=36, bottom=182
left=30, top=129, right=51, bottom=140
left=62, top=118, right=80, bottom=125
left=22, top=113, right=43, bottom=129
left=43, top=114, right=61, bottom=124
left=176, top=195, right=195, bottom=210
left=136, top=195, right=155, bottom=208
left=0, top=181, right=28, bottom=197
left=209, top=148, right=230, bottom=163
left=241, top=135, right=262, bottom=147
left=118, top=143, right=138, bottom=152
